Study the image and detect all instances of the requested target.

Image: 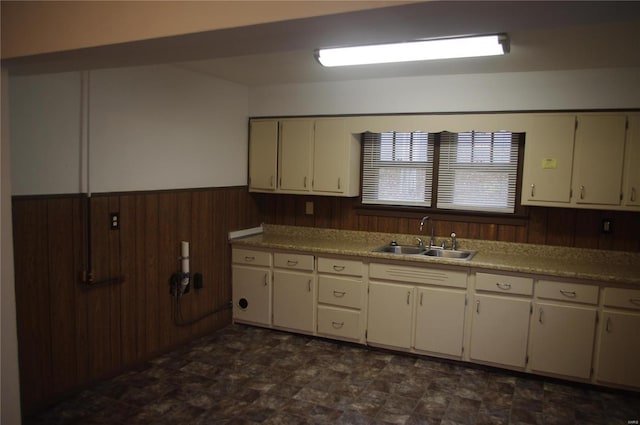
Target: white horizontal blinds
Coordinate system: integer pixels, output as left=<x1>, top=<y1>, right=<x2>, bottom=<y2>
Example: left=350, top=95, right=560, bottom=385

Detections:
left=362, top=131, right=434, bottom=206
left=437, top=131, right=520, bottom=213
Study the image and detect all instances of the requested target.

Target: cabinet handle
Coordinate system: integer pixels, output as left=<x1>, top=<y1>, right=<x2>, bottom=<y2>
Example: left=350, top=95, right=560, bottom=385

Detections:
left=286, top=260, right=298, bottom=267
left=332, top=321, right=344, bottom=329
left=333, top=290, right=346, bottom=297
left=559, top=289, right=577, bottom=298
left=338, top=178, right=341, bottom=190
left=631, top=188, right=637, bottom=202
left=264, top=273, right=268, bottom=286
left=530, top=183, right=535, bottom=198
left=332, top=265, right=345, bottom=272
left=539, top=307, right=544, bottom=323
left=304, top=176, right=307, bottom=188
left=270, top=175, right=274, bottom=188
left=279, top=177, right=282, bottom=187
left=496, top=283, right=512, bottom=290
left=579, top=185, right=585, bottom=200
left=605, top=317, right=612, bottom=333
left=475, top=299, right=480, bottom=314
left=406, top=291, right=411, bottom=305
left=629, top=298, right=640, bottom=306
left=308, top=280, right=312, bottom=292
left=420, top=292, right=423, bottom=306
left=244, top=256, right=255, bottom=262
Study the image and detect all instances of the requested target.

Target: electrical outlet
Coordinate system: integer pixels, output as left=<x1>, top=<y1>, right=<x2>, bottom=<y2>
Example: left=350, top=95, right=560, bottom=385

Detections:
left=110, top=212, right=120, bottom=230
left=305, top=201, right=314, bottom=215
left=602, top=219, right=612, bottom=233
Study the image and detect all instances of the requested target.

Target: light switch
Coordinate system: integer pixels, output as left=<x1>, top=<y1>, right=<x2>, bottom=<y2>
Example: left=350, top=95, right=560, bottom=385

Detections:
left=305, top=201, right=314, bottom=215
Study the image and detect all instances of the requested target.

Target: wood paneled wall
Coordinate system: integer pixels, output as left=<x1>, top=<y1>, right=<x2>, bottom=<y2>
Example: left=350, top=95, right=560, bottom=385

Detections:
left=12, top=187, right=261, bottom=413
left=254, top=194, right=640, bottom=252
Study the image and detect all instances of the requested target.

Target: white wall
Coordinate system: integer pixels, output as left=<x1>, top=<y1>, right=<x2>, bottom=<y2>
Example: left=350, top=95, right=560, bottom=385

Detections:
left=10, top=64, right=249, bottom=196
left=1, top=67, right=22, bottom=424
left=249, top=67, right=640, bottom=117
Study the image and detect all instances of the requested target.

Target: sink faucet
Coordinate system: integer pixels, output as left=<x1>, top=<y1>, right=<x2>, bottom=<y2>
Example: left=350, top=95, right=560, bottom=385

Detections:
left=451, top=232, right=457, bottom=250
left=419, top=216, right=435, bottom=248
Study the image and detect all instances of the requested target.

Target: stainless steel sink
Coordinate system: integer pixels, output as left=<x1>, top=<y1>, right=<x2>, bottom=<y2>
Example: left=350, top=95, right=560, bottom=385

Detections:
left=423, top=248, right=476, bottom=260
left=373, top=245, right=426, bottom=255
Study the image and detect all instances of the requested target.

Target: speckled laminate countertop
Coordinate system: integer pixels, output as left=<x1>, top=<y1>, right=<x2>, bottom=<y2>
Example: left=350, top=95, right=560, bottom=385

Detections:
left=230, top=225, right=640, bottom=287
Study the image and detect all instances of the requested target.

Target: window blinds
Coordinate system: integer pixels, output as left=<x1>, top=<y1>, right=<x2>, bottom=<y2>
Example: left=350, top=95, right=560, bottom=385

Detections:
left=362, top=132, right=434, bottom=207
left=437, top=131, right=520, bottom=213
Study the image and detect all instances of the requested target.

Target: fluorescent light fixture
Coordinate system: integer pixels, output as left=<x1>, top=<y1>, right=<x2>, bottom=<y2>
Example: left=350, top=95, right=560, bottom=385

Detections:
left=315, top=34, right=509, bottom=67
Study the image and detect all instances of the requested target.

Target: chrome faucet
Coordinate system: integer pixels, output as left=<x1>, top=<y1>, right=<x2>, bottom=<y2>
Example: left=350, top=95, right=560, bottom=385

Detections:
left=419, top=216, right=436, bottom=248
left=451, top=232, right=457, bottom=250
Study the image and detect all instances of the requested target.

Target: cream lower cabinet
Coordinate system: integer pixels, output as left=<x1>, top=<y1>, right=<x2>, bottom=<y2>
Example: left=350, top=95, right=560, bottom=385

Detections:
left=469, top=272, right=533, bottom=369
left=367, top=281, right=414, bottom=349
left=231, top=248, right=273, bottom=326
left=414, top=287, right=466, bottom=358
left=530, top=280, right=599, bottom=380
left=595, top=287, right=640, bottom=388
left=272, top=252, right=315, bottom=333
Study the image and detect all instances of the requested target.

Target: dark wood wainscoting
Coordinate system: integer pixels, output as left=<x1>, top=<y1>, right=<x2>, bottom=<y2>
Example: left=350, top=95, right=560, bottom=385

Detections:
left=254, top=194, right=640, bottom=252
left=12, top=187, right=261, bottom=413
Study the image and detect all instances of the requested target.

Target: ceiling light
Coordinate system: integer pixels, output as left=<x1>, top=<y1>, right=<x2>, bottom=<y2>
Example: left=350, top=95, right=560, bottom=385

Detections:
left=315, top=34, right=509, bottom=67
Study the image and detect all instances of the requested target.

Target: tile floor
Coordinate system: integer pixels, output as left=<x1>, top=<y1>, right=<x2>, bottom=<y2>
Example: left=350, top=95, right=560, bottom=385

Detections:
left=26, top=324, right=639, bottom=425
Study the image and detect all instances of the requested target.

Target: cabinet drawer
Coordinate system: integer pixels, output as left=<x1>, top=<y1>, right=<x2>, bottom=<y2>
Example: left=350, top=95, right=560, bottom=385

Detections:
left=274, top=252, right=314, bottom=271
left=475, top=272, right=533, bottom=296
left=536, top=280, right=599, bottom=305
left=369, top=263, right=467, bottom=288
left=318, top=276, right=362, bottom=309
left=232, top=248, right=271, bottom=267
left=603, top=287, right=640, bottom=310
left=317, top=306, right=361, bottom=341
left=317, top=257, right=363, bottom=277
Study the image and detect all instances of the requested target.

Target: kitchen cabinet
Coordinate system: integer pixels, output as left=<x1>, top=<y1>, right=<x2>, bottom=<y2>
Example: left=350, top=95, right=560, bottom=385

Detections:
left=414, top=287, right=466, bottom=357
left=469, top=272, right=533, bottom=369
left=248, top=120, right=278, bottom=192
left=272, top=252, right=315, bottom=333
left=279, top=119, right=314, bottom=192
left=572, top=114, right=627, bottom=206
left=623, top=114, right=640, bottom=207
left=521, top=114, right=576, bottom=205
left=367, top=281, right=414, bottom=349
left=530, top=280, right=599, bottom=380
left=595, top=287, right=640, bottom=388
left=316, top=257, right=365, bottom=342
left=231, top=248, right=272, bottom=326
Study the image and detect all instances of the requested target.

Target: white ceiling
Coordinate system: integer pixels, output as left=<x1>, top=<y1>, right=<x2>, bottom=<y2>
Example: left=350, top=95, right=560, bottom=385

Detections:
left=8, top=1, right=640, bottom=85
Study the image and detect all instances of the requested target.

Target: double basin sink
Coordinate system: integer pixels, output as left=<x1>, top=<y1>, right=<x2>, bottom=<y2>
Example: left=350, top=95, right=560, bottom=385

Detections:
left=373, top=243, right=476, bottom=260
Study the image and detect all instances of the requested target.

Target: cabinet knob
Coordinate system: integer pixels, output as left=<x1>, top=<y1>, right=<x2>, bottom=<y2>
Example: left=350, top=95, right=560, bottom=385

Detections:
left=579, top=185, right=585, bottom=200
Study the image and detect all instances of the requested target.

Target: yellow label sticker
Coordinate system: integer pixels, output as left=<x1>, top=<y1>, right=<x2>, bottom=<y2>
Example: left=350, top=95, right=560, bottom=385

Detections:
left=541, top=158, right=557, bottom=169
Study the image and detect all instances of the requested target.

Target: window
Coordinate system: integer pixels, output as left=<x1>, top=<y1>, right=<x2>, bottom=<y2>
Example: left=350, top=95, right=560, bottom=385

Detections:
left=362, top=132, right=434, bottom=207
left=361, top=130, right=522, bottom=214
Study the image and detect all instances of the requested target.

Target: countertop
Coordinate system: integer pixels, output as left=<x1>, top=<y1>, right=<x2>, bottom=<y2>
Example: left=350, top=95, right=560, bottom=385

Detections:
left=230, top=225, right=640, bottom=287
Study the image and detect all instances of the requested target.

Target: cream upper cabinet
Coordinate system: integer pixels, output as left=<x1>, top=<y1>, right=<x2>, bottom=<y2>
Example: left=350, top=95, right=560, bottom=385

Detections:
left=248, top=120, right=278, bottom=192
left=279, top=119, right=314, bottom=192
left=622, top=114, right=640, bottom=207
left=572, top=114, right=627, bottom=206
left=521, top=114, right=576, bottom=204
left=312, top=118, right=360, bottom=196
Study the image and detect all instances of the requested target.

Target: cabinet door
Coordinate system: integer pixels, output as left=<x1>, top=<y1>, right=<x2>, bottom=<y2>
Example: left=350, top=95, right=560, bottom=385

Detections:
left=596, top=311, right=640, bottom=388
left=530, top=302, right=597, bottom=379
left=367, top=281, right=414, bottom=349
left=273, top=270, right=314, bottom=332
left=248, top=120, right=278, bottom=191
left=313, top=118, right=346, bottom=193
left=469, top=295, right=531, bottom=368
left=623, top=114, right=640, bottom=207
left=232, top=266, right=271, bottom=326
left=573, top=115, right=626, bottom=205
left=521, top=115, right=576, bottom=204
left=414, top=287, right=466, bottom=357
left=279, top=120, right=313, bottom=192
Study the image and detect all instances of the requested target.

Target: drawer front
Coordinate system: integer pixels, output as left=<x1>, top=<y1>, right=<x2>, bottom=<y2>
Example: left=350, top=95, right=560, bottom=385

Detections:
left=317, top=306, right=361, bottom=341
left=475, top=272, right=533, bottom=296
left=536, top=280, right=599, bottom=305
left=369, top=263, right=467, bottom=288
left=232, top=248, right=272, bottom=267
left=318, top=276, right=362, bottom=309
left=317, top=257, right=363, bottom=277
left=603, top=287, right=640, bottom=310
left=274, top=252, right=314, bottom=271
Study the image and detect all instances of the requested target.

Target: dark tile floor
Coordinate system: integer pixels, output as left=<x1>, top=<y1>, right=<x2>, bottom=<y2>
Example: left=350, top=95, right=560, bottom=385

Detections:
left=27, top=324, right=639, bottom=425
